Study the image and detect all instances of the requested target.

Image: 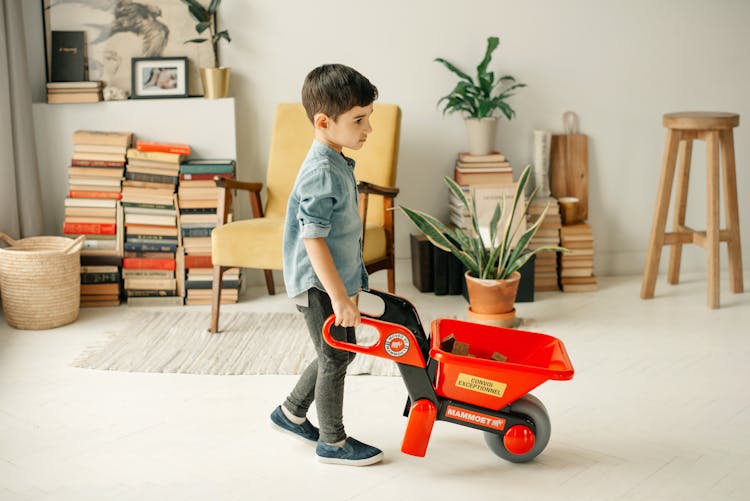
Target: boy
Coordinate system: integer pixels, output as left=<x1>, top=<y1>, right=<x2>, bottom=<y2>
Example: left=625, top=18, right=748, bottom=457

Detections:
left=269, top=64, right=383, bottom=466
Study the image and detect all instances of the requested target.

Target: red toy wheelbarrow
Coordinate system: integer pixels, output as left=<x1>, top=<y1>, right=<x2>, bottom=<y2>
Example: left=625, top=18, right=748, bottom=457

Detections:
left=322, top=289, right=574, bottom=463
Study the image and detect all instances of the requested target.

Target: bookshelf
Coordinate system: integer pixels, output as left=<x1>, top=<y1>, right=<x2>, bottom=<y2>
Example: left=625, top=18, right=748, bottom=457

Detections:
left=31, top=98, right=237, bottom=236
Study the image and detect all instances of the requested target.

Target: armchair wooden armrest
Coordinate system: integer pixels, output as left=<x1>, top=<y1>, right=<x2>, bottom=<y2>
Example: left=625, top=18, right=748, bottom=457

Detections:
left=214, top=177, right=265, bottom=225
left=357, top=180, right=400, bottom=198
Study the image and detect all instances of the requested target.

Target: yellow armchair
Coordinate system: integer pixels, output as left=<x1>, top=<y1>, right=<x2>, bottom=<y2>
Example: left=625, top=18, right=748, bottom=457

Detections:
left=209, top=103, right=401, bottom=333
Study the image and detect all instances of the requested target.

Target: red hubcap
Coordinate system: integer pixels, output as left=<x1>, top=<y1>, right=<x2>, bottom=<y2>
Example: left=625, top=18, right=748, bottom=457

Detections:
left=503, top=424, right=535, bottom=455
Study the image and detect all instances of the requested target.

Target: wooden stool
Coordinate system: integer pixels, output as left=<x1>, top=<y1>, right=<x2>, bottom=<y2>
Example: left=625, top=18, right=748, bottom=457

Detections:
left=641, top=112, right=744, bottom=308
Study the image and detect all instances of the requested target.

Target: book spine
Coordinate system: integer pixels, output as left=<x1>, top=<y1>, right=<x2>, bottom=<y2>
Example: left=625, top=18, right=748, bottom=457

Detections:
left=184, top=255, right=214, bottom=268
left=122, top=258, right=176, bottom=270
left=124, top=242, right=178, bottom=253
left=186, top=280, right=239, bottom=290
left=125, top=171, right=179, bottom=185
left=136, top=141, right=191, bottom=155
left=80, top=272, right=121, bottom=284
left=68, top=191, right=122, bottom=200
left=181, top=227, right=213, bottom=238
left=71, top=159, right=126, bottom=168
left=179, top=173, right=233, bottom=181
left=446, top=253, right=464, bottom=295
left=179, top=165, right=235, bottom=175
left=432, top=248, right=449, bottom=296
left=63, top=222, right=116, bottom=235
left=125, top=289, right=177, bottom=297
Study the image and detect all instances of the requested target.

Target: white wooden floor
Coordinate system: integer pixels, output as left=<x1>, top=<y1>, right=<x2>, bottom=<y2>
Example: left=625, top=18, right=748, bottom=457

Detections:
left=1, top=265, right=749, bottom=501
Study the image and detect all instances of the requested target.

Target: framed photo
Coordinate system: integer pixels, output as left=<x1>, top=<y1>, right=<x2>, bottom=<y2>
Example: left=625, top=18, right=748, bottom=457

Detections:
left=131, top=57, right=188, bottom=98
left=42, top=0, right=215, bottom=98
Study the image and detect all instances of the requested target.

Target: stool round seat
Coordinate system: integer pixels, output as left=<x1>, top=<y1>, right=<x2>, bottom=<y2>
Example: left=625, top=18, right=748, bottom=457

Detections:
left=663, top=112, right=739, bottom=130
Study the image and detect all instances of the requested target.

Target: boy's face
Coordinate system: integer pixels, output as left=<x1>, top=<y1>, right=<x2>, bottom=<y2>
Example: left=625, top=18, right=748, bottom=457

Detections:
left=314, top=104, right=374, bottom=153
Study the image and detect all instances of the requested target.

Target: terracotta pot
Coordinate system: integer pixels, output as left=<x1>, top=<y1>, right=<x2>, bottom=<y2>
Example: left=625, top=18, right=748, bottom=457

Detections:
left=464, top=271, right=520, bottom=315
left=466, top=306, right=516, bottom=328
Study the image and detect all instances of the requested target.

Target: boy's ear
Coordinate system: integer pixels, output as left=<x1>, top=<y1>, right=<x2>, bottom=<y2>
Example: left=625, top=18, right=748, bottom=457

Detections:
left=313, top=112, right=330, bottom=130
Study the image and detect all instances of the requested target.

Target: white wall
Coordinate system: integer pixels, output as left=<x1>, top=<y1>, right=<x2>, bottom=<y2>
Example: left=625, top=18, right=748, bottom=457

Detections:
left=23, top=0, right=750, bottom=276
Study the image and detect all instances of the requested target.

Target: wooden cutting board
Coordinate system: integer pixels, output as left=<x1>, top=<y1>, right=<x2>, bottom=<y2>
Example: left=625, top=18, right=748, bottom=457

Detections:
left=550, top=132, right=589, bottom=221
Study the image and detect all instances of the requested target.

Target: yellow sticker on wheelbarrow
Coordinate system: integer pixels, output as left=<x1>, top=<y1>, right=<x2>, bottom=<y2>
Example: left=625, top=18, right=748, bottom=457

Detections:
left=456, top=373, right=507, bottom=397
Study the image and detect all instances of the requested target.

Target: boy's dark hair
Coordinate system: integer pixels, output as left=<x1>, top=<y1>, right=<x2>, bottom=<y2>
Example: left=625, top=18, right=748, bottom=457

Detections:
left=301, top=64, right=378, bottom=122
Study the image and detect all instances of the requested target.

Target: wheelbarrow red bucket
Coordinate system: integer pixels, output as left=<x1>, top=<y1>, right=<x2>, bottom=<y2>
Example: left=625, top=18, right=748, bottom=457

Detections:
left=430, top=318, right=574, bottom=411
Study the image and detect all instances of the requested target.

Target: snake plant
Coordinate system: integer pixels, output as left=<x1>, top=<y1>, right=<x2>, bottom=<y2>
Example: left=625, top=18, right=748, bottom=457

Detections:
left=399, top=165, right=566, bottom=280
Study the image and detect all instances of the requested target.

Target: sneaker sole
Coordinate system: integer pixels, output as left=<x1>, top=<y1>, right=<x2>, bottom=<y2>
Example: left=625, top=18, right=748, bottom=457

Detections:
left=317, top=451, right=384, bottom=466
left=269, top=420, right=318, bottom=444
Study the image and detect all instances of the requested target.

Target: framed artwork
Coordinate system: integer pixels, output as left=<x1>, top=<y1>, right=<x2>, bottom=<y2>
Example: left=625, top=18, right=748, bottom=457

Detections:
left=131, top=57, right=187, bottom=98
left=42, top=0, right=214, bottom=98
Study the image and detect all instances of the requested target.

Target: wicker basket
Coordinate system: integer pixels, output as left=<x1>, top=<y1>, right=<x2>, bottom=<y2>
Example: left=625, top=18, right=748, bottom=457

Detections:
left=0, top=232, right=84, bottom=330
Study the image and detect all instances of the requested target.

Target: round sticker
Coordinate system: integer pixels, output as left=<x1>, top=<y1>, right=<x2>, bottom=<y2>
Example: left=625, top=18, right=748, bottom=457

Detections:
left=385, top=332, right=410, bottom=357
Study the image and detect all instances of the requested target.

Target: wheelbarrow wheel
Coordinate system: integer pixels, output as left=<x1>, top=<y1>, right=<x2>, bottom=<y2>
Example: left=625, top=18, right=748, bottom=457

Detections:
left=484, top=394, right=551, bottom=463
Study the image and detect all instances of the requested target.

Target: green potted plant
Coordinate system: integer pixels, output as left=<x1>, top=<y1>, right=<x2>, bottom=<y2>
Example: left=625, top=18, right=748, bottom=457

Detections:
left=181, top=0, right=232, bottom=99
left=435, top=36, right=526, bottom=155
left=399, top=165, right=565, bottom=321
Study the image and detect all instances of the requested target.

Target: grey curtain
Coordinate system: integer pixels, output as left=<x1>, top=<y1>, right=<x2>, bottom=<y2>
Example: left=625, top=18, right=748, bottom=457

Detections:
left=0, top=0, right=44, bottom=239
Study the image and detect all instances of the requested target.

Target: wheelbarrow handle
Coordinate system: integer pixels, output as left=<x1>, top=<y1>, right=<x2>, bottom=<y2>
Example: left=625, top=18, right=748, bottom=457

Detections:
left=321, top=315, right=427, bottom=368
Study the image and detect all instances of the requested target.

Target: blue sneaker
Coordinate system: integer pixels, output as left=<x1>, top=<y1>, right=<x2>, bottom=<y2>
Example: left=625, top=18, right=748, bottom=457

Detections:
left=316, top=437, right=384, bottom=466
left=270, top=406, right=320, bottom=443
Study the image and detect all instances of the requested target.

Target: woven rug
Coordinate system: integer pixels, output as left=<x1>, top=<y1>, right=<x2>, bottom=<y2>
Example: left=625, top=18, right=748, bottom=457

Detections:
left=72, top=311, right=399, bottom=376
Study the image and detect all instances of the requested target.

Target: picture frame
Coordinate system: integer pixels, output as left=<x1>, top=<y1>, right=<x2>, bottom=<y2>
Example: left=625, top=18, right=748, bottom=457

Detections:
left=131, top=57, right=188, bottom=98
left=42, top=0, right=215, bottom=98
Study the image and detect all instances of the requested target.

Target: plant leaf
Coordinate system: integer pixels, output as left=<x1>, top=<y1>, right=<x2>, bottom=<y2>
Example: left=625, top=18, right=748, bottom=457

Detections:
left=215, top=30, right=231, bottom=42
left=208, top=0, right=221, bottom=14
left=196, top=21, right=210, bottom=33
left=434, top=57, right=474, bottom=84
left=476, top=36, right=500, bottom=77
left=180, top=0, right=209, bottom=22
left=185, top=38, right=208, bottom=44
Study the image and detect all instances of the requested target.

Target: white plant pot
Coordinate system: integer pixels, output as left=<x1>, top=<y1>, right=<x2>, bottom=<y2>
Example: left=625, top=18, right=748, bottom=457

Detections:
left=464, top=117, right=498, bottom=155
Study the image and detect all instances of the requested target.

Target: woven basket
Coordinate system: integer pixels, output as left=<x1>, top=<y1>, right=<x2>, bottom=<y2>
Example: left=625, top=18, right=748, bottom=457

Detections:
left=0, top=232, right=84, bottom=330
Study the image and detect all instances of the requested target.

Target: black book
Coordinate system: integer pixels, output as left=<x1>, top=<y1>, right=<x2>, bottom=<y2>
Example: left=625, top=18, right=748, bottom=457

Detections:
left=51, top=31, right=85, bottom=82
left=432, top=247, right=450, bottom=296
left=446, top=252, right=464, bottom=295
left=409, top=233, right=433, bottom=292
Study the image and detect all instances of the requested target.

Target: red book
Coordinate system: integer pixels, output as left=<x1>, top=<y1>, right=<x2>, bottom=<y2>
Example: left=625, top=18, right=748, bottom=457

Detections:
left=184, top=254, right=213, bottom=268
left=136, top=140, right=191, bottom=156
left=68, top=190, right=122, bottom=200
left=71, top=159, right=126, bottom=168
left=122, top=257, right=176, bottom=271
left=63, top=222, right=116, bottom=235
left=179, top=173, right=233, bottom=181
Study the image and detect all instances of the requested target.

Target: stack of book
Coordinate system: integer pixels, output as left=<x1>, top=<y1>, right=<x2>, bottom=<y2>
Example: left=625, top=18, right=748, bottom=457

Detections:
left=449, top=183, right=526, bottom=249
left=121, top=142, right=185, bottom=306
left=46, top=81, right=102, bottom=104
left=453, top=151, right=513, bottom=186
left=527, top=196, right=562, bottom=291
left=64, top=130, right=131, bottom=306
left=559, top=223, right=597, bottom=292
left=79, top=265, right=121, bottom=307
left=178, top=159, right=240, bottom=305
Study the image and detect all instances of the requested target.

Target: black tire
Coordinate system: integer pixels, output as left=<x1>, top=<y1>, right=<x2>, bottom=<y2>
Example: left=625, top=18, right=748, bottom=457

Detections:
left=483, top=394, right=551, bottom=463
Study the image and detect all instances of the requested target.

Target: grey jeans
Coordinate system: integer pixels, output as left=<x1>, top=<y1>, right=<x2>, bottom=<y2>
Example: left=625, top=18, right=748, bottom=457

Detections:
left=283, top=287, right=356, bottom=443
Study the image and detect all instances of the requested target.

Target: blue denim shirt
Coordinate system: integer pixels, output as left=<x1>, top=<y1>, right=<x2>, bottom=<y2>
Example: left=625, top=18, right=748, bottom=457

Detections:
left=282, top=140, right=369, bottom=298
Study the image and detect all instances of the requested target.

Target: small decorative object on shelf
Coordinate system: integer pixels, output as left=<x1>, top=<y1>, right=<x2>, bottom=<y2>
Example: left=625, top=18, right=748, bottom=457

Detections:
left=435, top=36, right=526, bottom=155
left=532, top=129, right=552, bottom=198
left=131, top=57, right=189, bottom=99
left=181, top=0, right=232, bottom=99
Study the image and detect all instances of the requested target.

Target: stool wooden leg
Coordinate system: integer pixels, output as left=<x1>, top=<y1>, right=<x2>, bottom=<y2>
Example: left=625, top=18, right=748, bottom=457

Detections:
left=668, top=138, right=693, bottom=285
left=642, top=129, right=681, bottom=299
left=720, top=129, right=744, bottom=294
left=706, top=131, right=721, bottom=309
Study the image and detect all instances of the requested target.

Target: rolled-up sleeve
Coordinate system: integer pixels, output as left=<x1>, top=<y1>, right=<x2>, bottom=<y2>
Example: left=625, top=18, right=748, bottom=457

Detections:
left=296, top=168, right=338, bottom=239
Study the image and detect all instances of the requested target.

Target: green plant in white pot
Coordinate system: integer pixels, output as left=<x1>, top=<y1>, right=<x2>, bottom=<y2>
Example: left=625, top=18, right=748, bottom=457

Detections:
left=181, top=0, right=232, bottom=98
left=435, top=36, right=526, bottom=155
left=399, top=165, right=565, bottom=317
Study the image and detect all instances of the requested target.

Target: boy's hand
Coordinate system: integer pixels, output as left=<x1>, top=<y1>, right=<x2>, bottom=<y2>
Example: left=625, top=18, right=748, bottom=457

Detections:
left=332, top=295, right=360, bottom=328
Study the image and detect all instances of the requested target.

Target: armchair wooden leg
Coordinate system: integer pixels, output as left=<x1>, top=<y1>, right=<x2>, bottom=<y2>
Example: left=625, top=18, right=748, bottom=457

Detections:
left=264, top=270, right=275, bottom=295
left=210, top=265, right=226, bottom=333
left=387, top=267, right=395, bottom=293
